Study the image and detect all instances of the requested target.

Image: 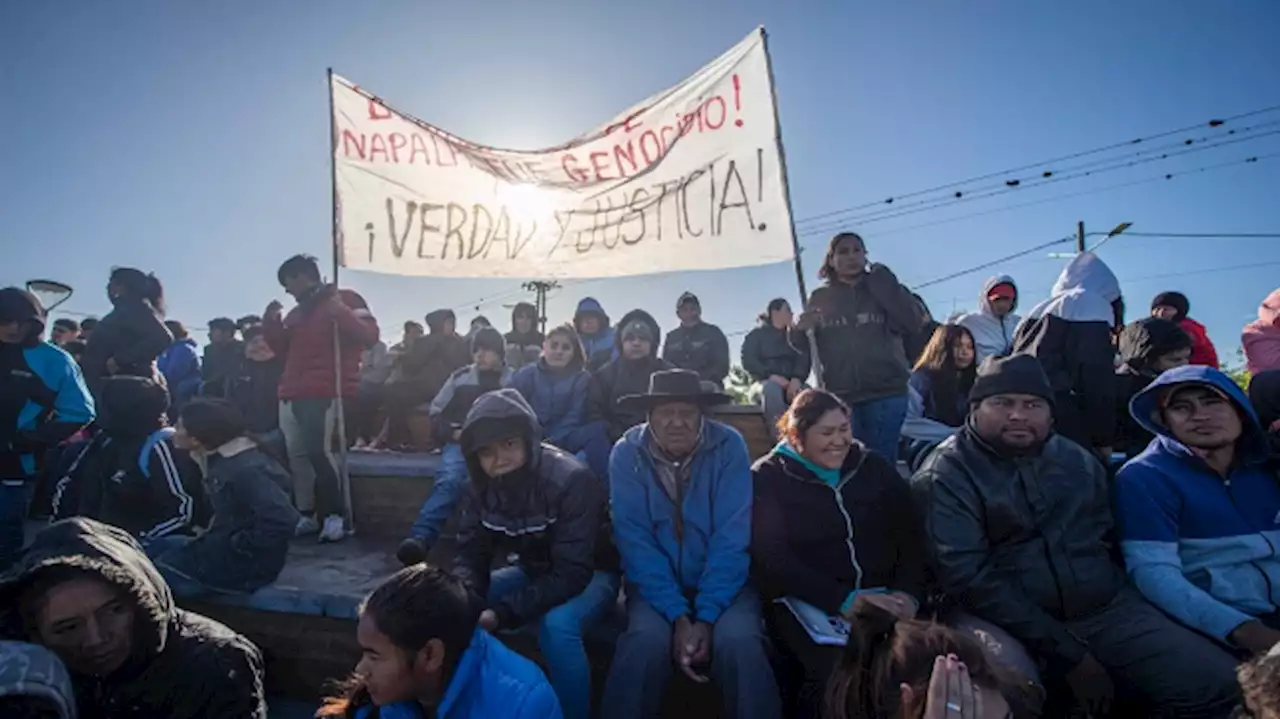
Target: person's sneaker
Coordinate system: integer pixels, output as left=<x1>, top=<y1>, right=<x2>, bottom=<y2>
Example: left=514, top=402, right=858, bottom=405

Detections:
left=319, top=514, right=347, bottom=543
left=294, top=514, right=319, bottom=537
left=396, top=537, right=429, bottom=566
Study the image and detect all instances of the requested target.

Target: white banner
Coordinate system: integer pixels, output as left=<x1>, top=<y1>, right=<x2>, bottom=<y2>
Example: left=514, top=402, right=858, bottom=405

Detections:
left=331, top=28, right=795, bottom=278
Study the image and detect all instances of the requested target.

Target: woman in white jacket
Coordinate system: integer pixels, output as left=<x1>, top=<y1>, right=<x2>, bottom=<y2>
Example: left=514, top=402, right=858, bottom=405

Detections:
left=957, top=275, right=1020, bottom=364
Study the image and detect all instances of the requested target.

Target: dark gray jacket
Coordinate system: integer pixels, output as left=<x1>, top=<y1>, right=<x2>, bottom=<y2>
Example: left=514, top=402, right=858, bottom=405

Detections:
left=452, top=390, right=617, bottom=629
left=156, top=439, right=298, bottom=594
left=911, top=424, right=1125, bottom=673
left=740, top=324, right=810, bottom=383
left=808, top=266, right=921, bottom=403
left=663, top=322, right=730, bottom=385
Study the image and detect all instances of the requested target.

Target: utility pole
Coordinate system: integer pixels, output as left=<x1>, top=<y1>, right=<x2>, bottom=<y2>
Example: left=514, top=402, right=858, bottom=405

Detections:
left=1076, top=220, right=1086, bottom=253
left=521, top=280, right=560, bottom=334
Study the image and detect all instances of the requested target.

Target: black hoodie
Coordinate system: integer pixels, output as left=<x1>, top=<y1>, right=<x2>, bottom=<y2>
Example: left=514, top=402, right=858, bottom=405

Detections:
left=504, top=302, right=545, bottom=371
left=80, top=296, right=172, bottom=394
left=0, top=518, right=267, bottom=718
left=588, top=309, right=672, bottom=442
left=1113, top=317, right=1192, bottom=458
left=452, top=390, right=617, bottom=629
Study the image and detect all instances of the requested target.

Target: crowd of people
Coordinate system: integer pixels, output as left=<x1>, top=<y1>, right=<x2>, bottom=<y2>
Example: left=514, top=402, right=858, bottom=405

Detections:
left=1, top=231, right=1279, bottom=718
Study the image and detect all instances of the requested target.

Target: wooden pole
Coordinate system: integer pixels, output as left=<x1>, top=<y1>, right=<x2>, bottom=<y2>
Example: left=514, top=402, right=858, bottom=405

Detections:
left=328, top=68, right=355, bottom=534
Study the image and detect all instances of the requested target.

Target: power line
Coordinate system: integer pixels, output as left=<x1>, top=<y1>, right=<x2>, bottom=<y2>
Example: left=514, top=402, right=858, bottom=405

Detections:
left=1121, top=232, right=1280, bottom=239
left=793, top=102, right=1280, bottom=227
left=1123, top=260, right=1280, bottom=284
left=912, top=236, right=1073, bottom=290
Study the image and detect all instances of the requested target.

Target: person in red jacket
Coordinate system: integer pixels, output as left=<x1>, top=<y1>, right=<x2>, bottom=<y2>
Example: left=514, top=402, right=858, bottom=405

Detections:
left=263, top=254, right=379, bottom=543
left=1151, top=291, right=1219, bottom=368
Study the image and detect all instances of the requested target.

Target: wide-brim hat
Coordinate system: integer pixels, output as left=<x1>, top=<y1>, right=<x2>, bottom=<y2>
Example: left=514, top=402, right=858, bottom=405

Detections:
left=617, top=369, right=731, bottom=413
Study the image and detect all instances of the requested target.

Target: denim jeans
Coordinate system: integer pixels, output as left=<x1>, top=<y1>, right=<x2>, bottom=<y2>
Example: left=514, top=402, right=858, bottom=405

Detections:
left=409, top=443, right=468, bottom=547
left=145, top=534, right=213, bottom=598
left=601, top=590, right=781, bottom=719
left=0, top=479, right=34, bottom=573
left=843, top=393, right=909, bottom=462
left=487, top=566, right=620, bottom=719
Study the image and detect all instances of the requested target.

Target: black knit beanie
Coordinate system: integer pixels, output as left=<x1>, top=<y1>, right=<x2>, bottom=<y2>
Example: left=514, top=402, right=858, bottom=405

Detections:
left=471, top=326, right=505, bottom=358
left=969, top=354, right=1055, bottom=406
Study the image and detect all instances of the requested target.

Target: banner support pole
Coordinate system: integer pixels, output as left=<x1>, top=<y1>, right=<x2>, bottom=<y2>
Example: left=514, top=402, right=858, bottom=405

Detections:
left=327, top=67, right=355, bottom=534
left=760, top=28, right=824, bottom=389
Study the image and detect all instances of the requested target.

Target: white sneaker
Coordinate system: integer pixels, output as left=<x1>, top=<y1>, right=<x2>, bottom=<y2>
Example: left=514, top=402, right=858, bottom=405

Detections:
left=319, top=514, right=347, bottom=543
left=294, top=515, right=320, bottom=537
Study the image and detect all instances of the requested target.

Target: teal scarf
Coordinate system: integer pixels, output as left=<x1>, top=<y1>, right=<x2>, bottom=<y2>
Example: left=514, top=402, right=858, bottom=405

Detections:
left=774, top=441, right=841, bottom=487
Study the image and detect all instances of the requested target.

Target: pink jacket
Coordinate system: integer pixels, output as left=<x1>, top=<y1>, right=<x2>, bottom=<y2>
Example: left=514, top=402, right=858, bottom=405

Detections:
left=1242, top=289, right=1280, bottom=375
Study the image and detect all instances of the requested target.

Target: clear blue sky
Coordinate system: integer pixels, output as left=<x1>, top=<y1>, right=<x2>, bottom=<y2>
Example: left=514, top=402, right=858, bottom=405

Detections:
left=3, top=1, right=1278, bottom=364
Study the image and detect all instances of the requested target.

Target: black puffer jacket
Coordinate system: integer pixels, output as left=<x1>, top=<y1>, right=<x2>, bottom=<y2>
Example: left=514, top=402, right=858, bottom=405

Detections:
left=911, top=424, right=1125, bottom=674
left=663, top=321, right=730, bottom=385
left=589, top=309, right=673, bottom=442
left=807, top=266, right=922, bottom=403
left=452, top=390, right=617, bottom=629
left=1114, top=317, right=1192, bottom=458
left=740, top=324, right=810, bottom=383
left=81, top=297, right=172, bottom=393
left=0, top=517, right=267, bottom=718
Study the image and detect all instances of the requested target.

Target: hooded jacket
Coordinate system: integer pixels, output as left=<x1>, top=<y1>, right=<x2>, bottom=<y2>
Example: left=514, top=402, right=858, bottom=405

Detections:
left=1243, top=289, right=1280, bottom=376
left=355, top=629, right=560, bottom=719
left=398, top=330, right=472, bottom=399
left=199, top=340, right=244, bottom=399
left=508, top=332, right=595, bottom=446
left=740, top=323, right=810, bottom=383
left=957, top=275, right=1022, bottom=364
left=505, top=303, right=545, bottom=371
left=911, top=422, right=1126, bottom=674
left=1013, top=252, right=1121, bottom=449
left=663, top=321, right=730, bottom=385
left=610, top=418, right=753, bottom=625
left=1114, top=366, right=1280, bottom=643
left=428, top=355, right=514, bottom=445
left=228, top=355, right=285, bottom=434
left=573, top=298, right=615, bottom=370
left=0, top=289, right=95, bottom=480
left=157, top=338, right=201, bottom=408
left=0, top=641, right=77, bottom=719
left=751, top=442, right=929, bottom=615
left=807, top=265, right=922, bottom=403
left=1113, top=318, right=1192, bottom=458
left=154, top=439, right=299, bottom=594
left=263, top=285, right=379, bottom=400
left=0, top=518, right=267, bottom=718
left=80, top=296, right=172, bottom=393
left=588, top=310, right=672, bottom=442
left=452, top=390, right=616, bottom=629
left=50, top=377, right=206, bottom=542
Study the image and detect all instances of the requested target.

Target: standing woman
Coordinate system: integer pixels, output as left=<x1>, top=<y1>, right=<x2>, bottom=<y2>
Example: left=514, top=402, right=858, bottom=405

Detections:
left=81, top=267, right=172, bottom=394
left=798, top=233, right=923, bottom=460
left=901, top=324, right=977, bottom=469
left=741, top=298, right=811, bottom=437
left=752, top=389, right=930, bottom=717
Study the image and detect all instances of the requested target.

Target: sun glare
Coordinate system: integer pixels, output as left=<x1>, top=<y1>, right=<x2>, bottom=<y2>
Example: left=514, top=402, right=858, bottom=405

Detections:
left=496, top=182, right=558, bottom=221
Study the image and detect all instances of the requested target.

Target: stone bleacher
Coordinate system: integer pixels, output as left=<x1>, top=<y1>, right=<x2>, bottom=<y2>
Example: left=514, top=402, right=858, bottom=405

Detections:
left=181, top=406, right=777, bottom=706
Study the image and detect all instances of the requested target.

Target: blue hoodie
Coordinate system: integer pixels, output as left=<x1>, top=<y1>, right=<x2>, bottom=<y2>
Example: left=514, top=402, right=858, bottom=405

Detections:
left=157, top=337, right=202, bottom=407
left=356, top=629, right=561, bottom=719
left=609, top=418, right=753, bottom=625
left=1115, top=364, right=1280, bottom=642
left=572, top=298, right=614, bottom=363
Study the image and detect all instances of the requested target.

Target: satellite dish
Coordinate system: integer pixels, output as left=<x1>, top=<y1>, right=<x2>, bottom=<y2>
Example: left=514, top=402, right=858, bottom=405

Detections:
left=25, top=279, right=74, bottom=312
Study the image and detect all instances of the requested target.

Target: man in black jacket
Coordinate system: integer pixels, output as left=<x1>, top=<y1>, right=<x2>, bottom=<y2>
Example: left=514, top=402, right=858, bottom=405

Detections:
left=449, top=389, right=618, bottom=719
left=912, top=355, right=1240, bottom=718
left=0, top=517, right=267, bottom=718
left=663, top=292, right=730, bottom=386
left=200, top=317, right=243, bottom=399
left=1114, top=317, right=1192, bottom=458
left=591, top=310, right=672, bottom=443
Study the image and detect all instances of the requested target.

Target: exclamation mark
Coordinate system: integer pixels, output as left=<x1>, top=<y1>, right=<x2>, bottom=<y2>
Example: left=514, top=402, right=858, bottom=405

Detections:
left=733, top=74, right=743, bottom=127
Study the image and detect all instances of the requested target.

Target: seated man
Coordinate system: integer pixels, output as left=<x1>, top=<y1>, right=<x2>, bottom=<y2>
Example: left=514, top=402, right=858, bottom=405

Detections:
left=319, top=564, right=560, bottom=719
left=0, top=518, right=267, bottom=718
left=397, top=327, right=512, bottom=565
left=589, top=310, right=672, bottom=443
left=50, top=375, right=206, bottom=544
left=601, top=369, right=780, bottom=719
left=509, top=323, right=611, bottom=479
left=451, top=389, right=619, bottom=719
left=1113, top=317, right=1191, bottom=459
left=1116, top=365, right=1280, bottom=655
left=913, top=355, right=1240, bottom=717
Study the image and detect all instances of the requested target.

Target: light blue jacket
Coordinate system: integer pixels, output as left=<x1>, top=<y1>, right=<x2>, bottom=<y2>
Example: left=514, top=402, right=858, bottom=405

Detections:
left=609, top=419, right=753, bottom=625
left=356, top=629, right=560, bottom=719
left=1115, top=364, right=1280, bottom=642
